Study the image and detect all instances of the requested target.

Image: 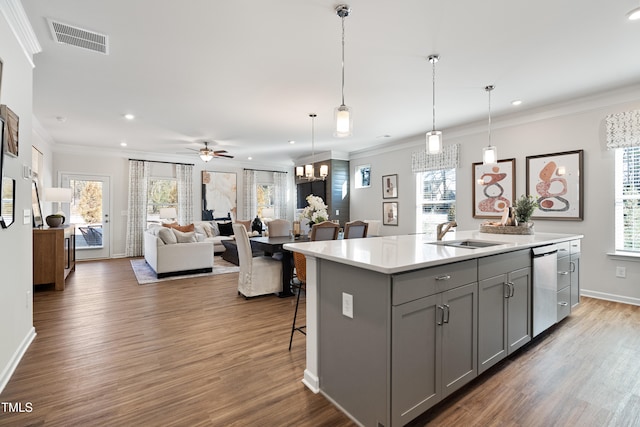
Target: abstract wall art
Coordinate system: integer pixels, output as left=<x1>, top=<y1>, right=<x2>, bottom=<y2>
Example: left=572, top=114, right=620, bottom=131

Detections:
left=472, top=158, right=515, bottom=218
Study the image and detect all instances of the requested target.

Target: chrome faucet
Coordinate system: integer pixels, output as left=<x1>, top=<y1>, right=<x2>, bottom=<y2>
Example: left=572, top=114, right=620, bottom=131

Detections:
left=436, top=221, right=457, bottom=241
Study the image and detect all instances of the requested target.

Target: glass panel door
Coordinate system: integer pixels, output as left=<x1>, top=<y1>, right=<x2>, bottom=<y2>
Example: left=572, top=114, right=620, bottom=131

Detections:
left=61, top=174, right=110, bottom=260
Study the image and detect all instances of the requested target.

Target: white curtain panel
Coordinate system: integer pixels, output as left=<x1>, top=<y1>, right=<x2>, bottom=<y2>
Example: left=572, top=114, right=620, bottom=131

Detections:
left=243, top=169, right=257, bottom=220
left=273, top=171, right=290, bottom=221
left=176, top=163, right=194, bottom=224
left=125, top=160, right=150, bottom=257
left=606, top=110, right=640, bottom=149
left=411, top=144, right=460, bottom=173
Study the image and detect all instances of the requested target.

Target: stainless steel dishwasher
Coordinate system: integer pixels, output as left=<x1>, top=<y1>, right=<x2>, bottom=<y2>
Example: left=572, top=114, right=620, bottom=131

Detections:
left=532, top=245, right=558, bottom=337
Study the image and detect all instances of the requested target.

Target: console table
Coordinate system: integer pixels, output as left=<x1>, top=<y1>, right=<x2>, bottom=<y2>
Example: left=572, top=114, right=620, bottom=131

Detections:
left=33, top=225, right=76, bottom=290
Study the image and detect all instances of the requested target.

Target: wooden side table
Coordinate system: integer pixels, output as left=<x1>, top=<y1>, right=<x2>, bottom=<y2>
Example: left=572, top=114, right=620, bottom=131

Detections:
left=33, top=225, right=76, bottom=290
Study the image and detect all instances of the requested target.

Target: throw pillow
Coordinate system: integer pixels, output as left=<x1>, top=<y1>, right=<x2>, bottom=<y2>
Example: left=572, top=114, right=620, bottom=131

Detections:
left=163, top=223, right=195, bottom=233
left=172, top=229, right=197, bottom=243
left=209, top=221, right=220, bottom=237
left=157, top=227, right=178, bottom=244
left=218, top=221, right=233, bottom=236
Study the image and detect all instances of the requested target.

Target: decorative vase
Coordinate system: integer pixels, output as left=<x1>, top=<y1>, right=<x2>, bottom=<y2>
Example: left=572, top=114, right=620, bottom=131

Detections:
left=46, top=215, right=64, bottom=227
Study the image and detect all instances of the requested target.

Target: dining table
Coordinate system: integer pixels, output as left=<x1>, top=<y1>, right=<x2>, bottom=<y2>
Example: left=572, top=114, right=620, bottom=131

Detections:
left=250, top=235, right=310, bottom=297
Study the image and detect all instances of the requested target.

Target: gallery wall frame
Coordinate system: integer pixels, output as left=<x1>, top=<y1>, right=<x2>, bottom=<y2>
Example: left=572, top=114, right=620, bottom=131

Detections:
left=472, top=158, right=516, bottom=218
left=1, top=177, right=15, bottom=229
left=526, top=149, right=584, bottom=220
left=383, top=201, right=398, bottom=226
left=0, top=104, right=18, bottom=157
left=201, top=171, right=237, bottom=220
left=32, top=180, right=43, bottom=228
left=382, top=174, right=397, bottom=199
left=355, top=164, right=371, bottom=188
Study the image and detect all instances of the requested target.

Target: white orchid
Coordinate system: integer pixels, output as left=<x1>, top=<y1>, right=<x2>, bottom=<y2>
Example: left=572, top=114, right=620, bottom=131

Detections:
left=300, top=194, right=328, bottom=225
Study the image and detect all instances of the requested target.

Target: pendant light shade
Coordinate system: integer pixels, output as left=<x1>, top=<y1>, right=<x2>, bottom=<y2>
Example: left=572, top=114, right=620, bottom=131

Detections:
left=296, top=166, right=304, bottom=177
left=426, top=54, right=442, bottom=154
left=299, top=114, right=328, bottom=181
left=335, top=5, right=352, bottom=138
left=483, top=85, right=498, bottom=165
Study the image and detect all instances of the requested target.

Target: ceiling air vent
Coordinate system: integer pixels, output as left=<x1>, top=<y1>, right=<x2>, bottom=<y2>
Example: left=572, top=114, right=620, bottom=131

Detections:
left=47, top=19, right=109, bottom=55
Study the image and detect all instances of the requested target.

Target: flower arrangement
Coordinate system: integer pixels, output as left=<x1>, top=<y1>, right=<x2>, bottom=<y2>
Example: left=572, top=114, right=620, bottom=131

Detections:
left=514, top=194, right=538, bottom=224
left=300, top=194, right=329, bottom=225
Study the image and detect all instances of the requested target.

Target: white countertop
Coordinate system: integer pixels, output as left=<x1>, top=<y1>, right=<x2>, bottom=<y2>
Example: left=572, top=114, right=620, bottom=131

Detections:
left=283, top=230, right=583, bottom=275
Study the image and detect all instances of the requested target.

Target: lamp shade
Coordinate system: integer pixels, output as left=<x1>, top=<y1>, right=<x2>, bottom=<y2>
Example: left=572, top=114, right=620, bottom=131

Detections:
left=483, top=146, right=498, bottom=165
left=159, top=207, right=177, bottom=219
left=334, top=105, right=352, bottom=137
left=262, top=207, right=275, bottom=220
left=44, top=187, right=72, bottom=203
left=320, top=164, right=329, bottom=178
left=426, top=131, right=442, bottom=154
left=296, top=166, right=304, bottom=177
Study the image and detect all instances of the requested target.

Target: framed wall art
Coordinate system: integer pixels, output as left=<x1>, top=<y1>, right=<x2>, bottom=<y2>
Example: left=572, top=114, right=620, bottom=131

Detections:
left=472, top=158, right=515, bottom=218
left=383, top=201, right=398, bottom=226
left=1, top=177, right=15, bottom=229
left=0, top=105, right=18, bottom=157
left=201, top=171, right=237, bottom=220
left=355, top=164, right=371, bottom=188
left=31, top=180, right=44, bottom=228
left=382, top=174, right=397, bottom=198
left=526, top=150, right=584, bottom=220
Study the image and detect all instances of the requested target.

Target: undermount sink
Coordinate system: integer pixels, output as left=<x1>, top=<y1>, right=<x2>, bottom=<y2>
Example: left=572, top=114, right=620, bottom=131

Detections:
left=427, top=239, right=504, bottom=249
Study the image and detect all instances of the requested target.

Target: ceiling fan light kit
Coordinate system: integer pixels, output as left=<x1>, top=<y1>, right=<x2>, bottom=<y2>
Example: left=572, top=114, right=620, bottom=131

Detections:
left=194, top=141, right=233, bottom=162
left=334, top=4, right=353, bottom=138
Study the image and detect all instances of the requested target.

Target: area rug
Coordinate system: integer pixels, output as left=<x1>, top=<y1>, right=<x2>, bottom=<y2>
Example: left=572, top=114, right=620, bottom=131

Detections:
left=130, top=257, right=239, bottom=285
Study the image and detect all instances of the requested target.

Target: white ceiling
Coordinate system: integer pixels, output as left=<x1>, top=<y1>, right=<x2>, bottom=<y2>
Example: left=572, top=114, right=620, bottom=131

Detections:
left=21, top=0, right=640, bottom=167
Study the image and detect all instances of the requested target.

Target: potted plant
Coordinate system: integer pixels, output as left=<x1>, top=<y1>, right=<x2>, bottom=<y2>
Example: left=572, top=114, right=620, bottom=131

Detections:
left=45, top=213, right=65, bottom=228
left=514, top=194, right=538, bottom=227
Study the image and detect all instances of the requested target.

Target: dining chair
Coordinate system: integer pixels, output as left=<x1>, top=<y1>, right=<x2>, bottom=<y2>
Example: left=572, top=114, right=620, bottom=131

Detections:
left=267, top=219, right=291, bottom=237
left=344, top=220, right=368, bottom=239
left=364, top=220, right=382, bottom=236
left=232, top=223, right=282, bottom=298
left=310, top=221, right=340, bottom=241
left=289, top=251, right=307, bottom=350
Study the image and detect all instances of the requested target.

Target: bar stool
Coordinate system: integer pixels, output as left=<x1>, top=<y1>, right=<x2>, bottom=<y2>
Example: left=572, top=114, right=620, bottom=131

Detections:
left=288, top=251, right=307, bottom=350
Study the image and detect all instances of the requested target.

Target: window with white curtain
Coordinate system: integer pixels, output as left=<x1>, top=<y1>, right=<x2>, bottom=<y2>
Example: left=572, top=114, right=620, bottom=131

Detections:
left=416, top=168, right=456, bottom=237
left=614, top=146, right=640, bottom=252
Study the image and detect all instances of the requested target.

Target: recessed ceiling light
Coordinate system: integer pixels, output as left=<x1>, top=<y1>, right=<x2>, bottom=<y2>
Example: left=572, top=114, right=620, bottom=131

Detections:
left=289, top=140, right=295, bottom=144
left=511, top=100, right=522, bottom=106
left=56, top=116, right=67, bottom=123
left=627, top=6, right=640, bottom=20
left=247, top=156, right=253, bottom=160
left=124, top=113, right=135, bottom=120
left=376, top=134, right=392, bottom=138
left=120, top=141, right=127, bottom=147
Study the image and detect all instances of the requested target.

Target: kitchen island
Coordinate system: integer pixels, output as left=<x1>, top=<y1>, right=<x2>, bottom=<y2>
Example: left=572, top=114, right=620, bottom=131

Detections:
left=284, top=230, right=583, bottom=427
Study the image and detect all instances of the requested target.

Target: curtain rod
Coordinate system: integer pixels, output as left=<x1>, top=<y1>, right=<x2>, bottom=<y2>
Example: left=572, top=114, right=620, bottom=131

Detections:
left=243, top=168, right=288, bottom=174
left=129, top=158, right=195, bottom=166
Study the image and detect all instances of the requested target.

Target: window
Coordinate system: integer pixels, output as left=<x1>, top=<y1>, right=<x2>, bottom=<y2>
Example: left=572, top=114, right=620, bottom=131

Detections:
left=147, top=177, right=177, bottom=225
left=416, top=168, right=456, bottom=237
left=257, top=183, right=274, bottom=218
left=615, top=146, right=640, bottom=252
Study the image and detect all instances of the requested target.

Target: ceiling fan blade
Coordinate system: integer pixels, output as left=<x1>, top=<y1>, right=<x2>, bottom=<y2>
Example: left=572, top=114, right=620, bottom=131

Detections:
left=213, top=150, right=228, bottom=154
left=215, top=154, right=234, bottom=158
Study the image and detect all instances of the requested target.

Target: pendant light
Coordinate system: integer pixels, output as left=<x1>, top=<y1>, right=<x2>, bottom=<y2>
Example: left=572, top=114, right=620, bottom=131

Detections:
left=300, top=114, right=328, bottom=181
left=334, top=4, right=352, bottom=138
left=482, top=85, right=498, bottom=165
left=426, top=54, right=442, bottom=154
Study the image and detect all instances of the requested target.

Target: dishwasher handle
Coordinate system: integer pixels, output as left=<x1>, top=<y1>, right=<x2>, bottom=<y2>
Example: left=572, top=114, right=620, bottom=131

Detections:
left=532, top=245, right=558, bottom=257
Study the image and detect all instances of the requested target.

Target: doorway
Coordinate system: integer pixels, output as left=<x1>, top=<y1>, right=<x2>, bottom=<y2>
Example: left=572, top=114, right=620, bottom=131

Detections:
left=60, top=174, right=111, bottom=260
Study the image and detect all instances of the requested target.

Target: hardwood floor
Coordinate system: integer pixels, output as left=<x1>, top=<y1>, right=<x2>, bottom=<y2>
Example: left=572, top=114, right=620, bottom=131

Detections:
left=1, top=259, right=639, bottom=426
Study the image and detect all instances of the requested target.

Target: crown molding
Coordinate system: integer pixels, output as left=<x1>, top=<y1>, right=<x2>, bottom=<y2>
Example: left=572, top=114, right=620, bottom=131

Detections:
left=0, top=0, right=41, bottom=67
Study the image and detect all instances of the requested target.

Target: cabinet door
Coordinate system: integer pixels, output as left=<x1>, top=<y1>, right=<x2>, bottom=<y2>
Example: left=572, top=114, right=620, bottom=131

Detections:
left=441, top=282, right=478, bottom=398
left=507, top=267, right=531, bottom=354
left=478, top=275, right=507, bottom=374
left=392, top=294, right=441, bottom=427
left=570, top=252, right=580, bottom=309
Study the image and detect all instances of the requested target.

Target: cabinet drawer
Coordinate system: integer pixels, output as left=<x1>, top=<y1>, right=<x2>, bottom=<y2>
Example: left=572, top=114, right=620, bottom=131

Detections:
left=392, top=259, right=477, bottom=305
left=569, top=239, right=581, bottom=254
left=478, top=249, right=530, bottom=281
left=557, top=255, right=570, bottom=291
left=556, top=241, right=571, bottom=257
left=557, top=286, right=571, bottom=322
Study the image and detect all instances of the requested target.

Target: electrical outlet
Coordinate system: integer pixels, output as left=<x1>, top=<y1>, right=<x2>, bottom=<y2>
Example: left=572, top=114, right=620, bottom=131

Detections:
left=616, top=266, right=626, bottom=278
left=342, top=292, right=353, bottom=318
left=336, top=209, right=339, bottom=215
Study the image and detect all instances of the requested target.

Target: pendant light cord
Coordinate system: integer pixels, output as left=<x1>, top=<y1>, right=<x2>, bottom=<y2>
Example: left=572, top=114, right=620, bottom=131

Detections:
left=431, top=59, right=436, bottom=132
left=341, top=16, right=346, bottom=106
left=486, top=85, right=494, bottom=148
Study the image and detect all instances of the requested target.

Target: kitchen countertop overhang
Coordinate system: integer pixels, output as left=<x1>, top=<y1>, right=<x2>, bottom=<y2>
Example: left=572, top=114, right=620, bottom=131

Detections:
left=283, top=231, right=584, bottom=275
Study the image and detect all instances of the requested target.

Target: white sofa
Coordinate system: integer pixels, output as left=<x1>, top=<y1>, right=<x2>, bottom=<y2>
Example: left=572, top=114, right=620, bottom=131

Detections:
left=144, top=226, right=214, bottom=278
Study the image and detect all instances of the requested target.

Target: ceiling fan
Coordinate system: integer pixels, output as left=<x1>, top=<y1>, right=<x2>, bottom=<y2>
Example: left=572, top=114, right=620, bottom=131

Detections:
left=188, top=141, right=234, bottom=162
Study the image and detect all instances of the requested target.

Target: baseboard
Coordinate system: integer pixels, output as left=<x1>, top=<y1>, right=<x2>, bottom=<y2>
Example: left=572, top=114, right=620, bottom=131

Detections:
left=0, top=327, right=36, bottom=394
left=581, top=290, right=640, bottom=306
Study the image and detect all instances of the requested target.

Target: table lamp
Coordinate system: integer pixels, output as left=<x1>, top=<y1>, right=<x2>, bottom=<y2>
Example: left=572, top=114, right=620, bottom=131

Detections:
left=159, top=207, right=177, bottom=223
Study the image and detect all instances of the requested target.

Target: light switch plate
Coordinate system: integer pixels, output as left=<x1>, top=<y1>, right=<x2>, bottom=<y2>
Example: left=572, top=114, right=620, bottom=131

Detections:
left=616, top=266, right=626, bottom=278
left=342, top=292, right=353, bottom=318
left=23, top=209, right=31, bottom=225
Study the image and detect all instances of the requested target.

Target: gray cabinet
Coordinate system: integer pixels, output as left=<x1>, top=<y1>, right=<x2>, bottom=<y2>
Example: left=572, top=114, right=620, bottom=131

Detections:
left=557, top=240, right=580, bottom=321
left=478, top=250, right=531, bottom=374
left=391, top=260, right=478, bottom=427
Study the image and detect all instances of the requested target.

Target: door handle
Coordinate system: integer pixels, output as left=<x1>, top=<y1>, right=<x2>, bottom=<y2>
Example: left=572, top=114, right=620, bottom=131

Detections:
left=437, top=305, right=444, bottom=325
left=443, top=304, right=450, bottom=324
left=509, top=282, right=515, bottom=298
left=504, top=282, right=510, bottom=298
left=558, top=271, right=569, bottom=275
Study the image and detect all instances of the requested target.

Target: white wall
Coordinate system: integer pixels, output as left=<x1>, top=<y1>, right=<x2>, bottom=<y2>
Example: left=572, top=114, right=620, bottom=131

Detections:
left=350, top=86, right=640, bottom=305
left=0, top=7, right=37, bottom=391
